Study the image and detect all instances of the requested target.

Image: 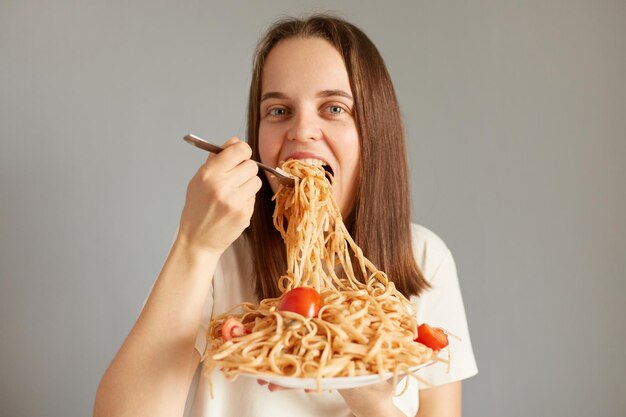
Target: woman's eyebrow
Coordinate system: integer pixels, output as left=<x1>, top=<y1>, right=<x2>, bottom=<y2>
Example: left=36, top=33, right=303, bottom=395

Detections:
left=317, top=90, right=353, bottom=101
left=260, top=91, right=288, bottom=102
left=260, top=90, right=354, bottom=102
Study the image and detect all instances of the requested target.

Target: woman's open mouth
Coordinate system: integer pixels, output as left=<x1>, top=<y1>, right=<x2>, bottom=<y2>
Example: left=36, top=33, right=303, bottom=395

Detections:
left=288, top=157, right=335, bottom=182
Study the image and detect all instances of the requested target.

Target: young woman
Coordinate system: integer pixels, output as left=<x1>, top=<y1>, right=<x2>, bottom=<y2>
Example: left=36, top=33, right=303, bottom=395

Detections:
left=94, top=15, right=477, bottom=417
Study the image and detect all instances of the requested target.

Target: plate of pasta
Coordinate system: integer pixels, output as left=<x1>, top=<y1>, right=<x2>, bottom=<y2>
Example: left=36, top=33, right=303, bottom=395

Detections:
left=201, top=161, right=446, bottom=396
left=239, top=361, right=436, bottom=390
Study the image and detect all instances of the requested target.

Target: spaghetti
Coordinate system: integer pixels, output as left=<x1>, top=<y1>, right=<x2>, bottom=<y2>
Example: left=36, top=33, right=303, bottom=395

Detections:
left=201, top=160, right=437, bottom=391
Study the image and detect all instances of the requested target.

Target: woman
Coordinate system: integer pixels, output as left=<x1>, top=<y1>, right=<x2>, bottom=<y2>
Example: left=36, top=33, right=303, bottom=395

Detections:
left=94, top=14, right=477, bottom=417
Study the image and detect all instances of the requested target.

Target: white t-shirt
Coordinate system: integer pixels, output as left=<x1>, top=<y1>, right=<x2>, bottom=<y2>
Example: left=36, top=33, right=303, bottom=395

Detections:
left=183, top=223, right=478, bottom=417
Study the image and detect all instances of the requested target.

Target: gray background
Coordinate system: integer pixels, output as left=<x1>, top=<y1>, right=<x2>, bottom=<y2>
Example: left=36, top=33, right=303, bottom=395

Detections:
left=1, top=1, right=624, bottom=416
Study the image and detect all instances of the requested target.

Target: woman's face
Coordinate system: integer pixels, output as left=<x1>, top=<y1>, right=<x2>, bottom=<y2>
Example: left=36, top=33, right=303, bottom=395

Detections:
left=258, top=37, right=361, bottom=218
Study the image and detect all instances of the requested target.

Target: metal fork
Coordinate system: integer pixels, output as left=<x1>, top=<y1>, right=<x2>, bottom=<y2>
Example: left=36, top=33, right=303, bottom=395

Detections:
left=183, top=134, right=295, bottom=186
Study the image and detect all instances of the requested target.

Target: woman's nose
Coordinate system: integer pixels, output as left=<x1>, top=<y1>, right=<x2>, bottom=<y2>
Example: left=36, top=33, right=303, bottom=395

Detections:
left=287, top=111, right=322, bottom=142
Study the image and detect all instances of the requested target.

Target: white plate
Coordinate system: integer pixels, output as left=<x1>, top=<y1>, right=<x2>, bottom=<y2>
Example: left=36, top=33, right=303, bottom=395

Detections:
left=238, top=361, right=435, bottom=390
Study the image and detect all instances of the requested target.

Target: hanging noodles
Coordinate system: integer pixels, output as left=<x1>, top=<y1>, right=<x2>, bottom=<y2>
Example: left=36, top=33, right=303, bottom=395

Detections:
left=201, top=160, right=436, bottom=391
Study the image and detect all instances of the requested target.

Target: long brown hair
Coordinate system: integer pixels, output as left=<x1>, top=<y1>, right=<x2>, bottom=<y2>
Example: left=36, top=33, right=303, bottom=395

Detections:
left=245, top=14, right=429, bottom=300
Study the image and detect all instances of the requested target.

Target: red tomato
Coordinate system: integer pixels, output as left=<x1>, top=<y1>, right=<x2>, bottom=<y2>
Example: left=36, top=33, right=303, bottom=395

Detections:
left=415, top=323, right=449, bottom=351
left=277, top=287, right=321, bottom=318
left=221, top=317, right=250, bottom=341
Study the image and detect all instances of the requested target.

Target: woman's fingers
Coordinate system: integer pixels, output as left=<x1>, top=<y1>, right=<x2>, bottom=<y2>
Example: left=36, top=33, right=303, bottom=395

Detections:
left=231, top=159, right=260, bottom=188
left=199, top=140, right=260, bottom=191
left=256, top=379, right=291, bottom=392
left=239, top=174, right=263, bottom=200
left=204, top=139, right=253, bottom=174
left=256, top=379, right=317, bottom=394
left=177, top=136, right=262, bottom=253
left=205, top=136, right=240, bottom=162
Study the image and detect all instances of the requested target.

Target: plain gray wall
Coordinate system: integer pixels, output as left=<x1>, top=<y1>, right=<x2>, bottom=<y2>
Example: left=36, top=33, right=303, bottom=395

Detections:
left=1, top=1, right=624, bottom=416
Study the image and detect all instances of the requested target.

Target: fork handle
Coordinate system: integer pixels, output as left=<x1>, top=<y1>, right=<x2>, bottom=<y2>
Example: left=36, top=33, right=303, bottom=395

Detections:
left=183, top=134, right=295, bottom=185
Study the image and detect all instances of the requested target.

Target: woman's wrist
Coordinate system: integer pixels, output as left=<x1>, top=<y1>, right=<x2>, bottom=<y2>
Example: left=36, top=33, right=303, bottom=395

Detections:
left=172, top=235, right=226, bottom=261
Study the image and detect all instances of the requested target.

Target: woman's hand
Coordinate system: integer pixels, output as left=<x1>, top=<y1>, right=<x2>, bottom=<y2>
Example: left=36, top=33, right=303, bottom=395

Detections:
left=257, top=378, right=408, bottom=417
left=177, top=137, right=262, bottom=254
left=338, top=379, right=407, bottom=417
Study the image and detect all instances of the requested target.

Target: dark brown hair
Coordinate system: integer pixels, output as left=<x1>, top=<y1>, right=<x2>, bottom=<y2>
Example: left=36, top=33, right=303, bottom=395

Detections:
left=245, top=14, right=429, bottom=300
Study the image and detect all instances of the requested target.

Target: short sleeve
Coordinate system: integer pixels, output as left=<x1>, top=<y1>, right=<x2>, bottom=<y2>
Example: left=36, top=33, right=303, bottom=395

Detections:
left=410, top=228, right=478, bottom=387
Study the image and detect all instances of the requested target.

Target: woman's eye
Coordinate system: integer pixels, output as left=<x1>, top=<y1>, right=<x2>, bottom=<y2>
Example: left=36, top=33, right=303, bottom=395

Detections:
left=327, top=105, right=345, bottom=115
left=269, top=107, right=287, bottom=116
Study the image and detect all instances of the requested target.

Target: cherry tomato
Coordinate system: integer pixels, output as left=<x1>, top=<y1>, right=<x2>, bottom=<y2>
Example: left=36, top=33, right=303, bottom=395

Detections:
left=221, top=317, right=250, bottom=341
left=277, top=287, right=321, bottom=318
left=415, top=323, right=449, bottom=351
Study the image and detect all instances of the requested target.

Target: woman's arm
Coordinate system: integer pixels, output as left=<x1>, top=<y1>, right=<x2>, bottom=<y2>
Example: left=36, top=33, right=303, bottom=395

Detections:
left=94, top=242, right=218, bottom=417
left=94, top=138, right=262, bottom=417
left=416, top=381, right=462, bottom=417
